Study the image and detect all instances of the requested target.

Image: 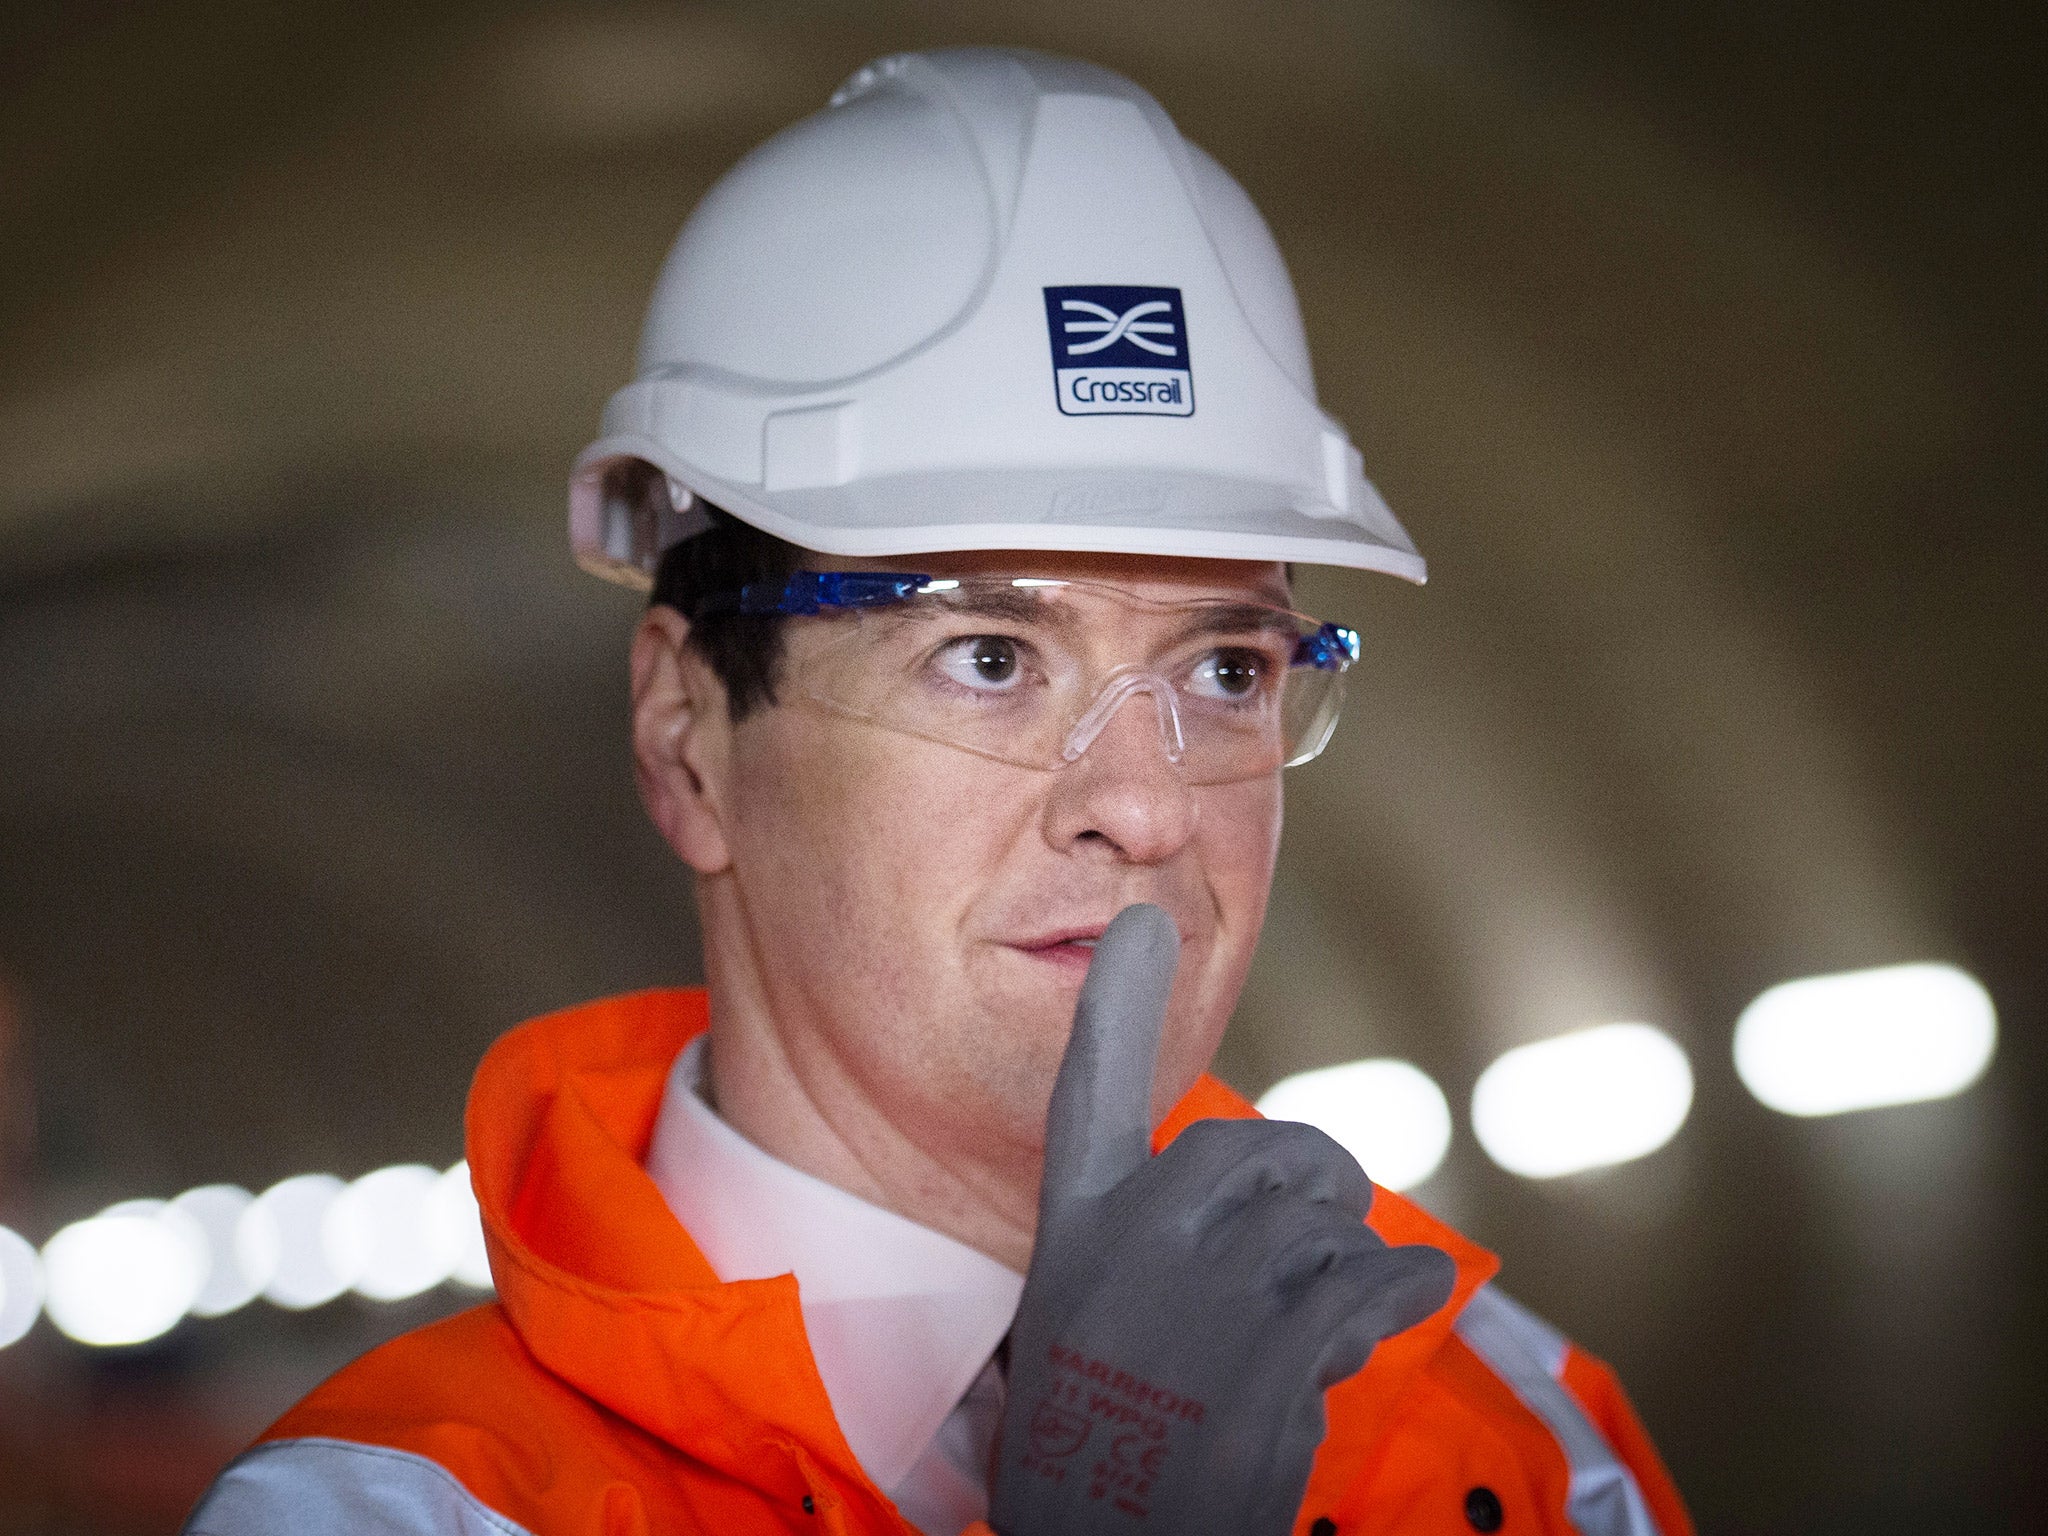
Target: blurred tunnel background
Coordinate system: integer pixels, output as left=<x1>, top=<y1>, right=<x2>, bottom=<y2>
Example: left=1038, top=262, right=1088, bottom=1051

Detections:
left=1, top=1, right=2042, bottom=1530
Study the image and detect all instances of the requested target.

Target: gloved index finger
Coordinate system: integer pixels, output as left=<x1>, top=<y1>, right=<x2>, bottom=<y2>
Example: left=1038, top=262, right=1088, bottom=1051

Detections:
left=1040, top=903, right=1182, bottom=1214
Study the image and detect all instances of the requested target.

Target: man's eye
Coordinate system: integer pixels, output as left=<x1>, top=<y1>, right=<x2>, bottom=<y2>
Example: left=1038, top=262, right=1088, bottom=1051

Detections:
left=934, top=635, right=1025, bottom=691
left=1187, top=648, right=1269, bottom=701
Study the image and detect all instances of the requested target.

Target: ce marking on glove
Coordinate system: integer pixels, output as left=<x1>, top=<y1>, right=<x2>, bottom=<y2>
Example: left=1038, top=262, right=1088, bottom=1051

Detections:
left=1112, top=1435, right=1166, bottom=1478
left=1089, top=1432, right=1169, bottom=1515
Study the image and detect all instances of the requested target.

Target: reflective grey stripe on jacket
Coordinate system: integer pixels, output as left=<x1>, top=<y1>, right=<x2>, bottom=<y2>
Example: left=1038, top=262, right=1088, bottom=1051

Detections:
left=184, top=1437, right=532, bottom=1536
left=1455, top=1286, right=1660, bottom=1536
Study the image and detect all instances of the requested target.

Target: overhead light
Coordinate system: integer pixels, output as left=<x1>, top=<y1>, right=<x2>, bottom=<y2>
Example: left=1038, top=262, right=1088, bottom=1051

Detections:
left=1257, top=1059, right=1453, bottom=1191
left=171, top=1185, right=263, bottom=1318
left=0, top=1226, right=42, bottom=1348
left=326, top=1165, right=457, bottom=1302
left=432, top=1161, right=494, bottom=1290
left=243, top=1174, right=355, bottom=1310
left=41, top=1207, right=207, bottom=1347
left=1734, top=963, right=1995, bottom=1117
left=1, top=1154, right=486, bottom=1346
left=1472, top=1023, right=1693, bottom=1179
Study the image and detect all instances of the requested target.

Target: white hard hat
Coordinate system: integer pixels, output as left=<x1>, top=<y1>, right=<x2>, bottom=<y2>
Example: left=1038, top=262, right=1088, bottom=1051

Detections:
left=569, top=46, right=1425, bottom=587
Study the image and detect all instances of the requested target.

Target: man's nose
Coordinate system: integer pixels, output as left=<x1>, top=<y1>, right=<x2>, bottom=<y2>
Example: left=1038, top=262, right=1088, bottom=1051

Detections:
left=1042, top=681, right=1197, bottom=863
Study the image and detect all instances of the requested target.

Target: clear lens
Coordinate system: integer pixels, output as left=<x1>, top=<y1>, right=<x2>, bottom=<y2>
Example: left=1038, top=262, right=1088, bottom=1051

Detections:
left=790, top=578, right=1349, bottom=784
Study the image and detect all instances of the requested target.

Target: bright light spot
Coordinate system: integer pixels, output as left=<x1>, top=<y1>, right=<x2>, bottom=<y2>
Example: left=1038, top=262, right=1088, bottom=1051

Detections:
left=243, top=1174, right=354, bottom=1309
left=1257, top=1060, right=1453, bottom=1191
left=432, top=1161, right=493, bottom=1290
left=170, top=1185, right=263, bottom=1317
left=42, top=1210, right=206, bottom=1346
left=0, top=1226, right=42, bottom=1347
left=325, top=1165, right=456, bottom=1302
left=1472, top=1023, right=1694, bottom=1179
left=1734, top=963, right=1996, bottom=1117
left=100, top=1196, right=210, bottom=1260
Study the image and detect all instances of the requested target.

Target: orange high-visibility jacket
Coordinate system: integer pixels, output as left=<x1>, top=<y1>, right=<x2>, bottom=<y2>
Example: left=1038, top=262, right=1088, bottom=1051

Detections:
left=185, top=990, right=1691, bottom=1536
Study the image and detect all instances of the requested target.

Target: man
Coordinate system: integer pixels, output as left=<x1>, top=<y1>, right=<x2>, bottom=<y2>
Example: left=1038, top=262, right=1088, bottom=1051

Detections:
left=186, top=46, right=1689, bottom=1536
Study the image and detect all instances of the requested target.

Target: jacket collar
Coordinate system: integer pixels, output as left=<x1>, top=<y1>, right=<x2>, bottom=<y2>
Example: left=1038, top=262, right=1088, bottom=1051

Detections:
left=466, top=989, right=1498, bottom=1516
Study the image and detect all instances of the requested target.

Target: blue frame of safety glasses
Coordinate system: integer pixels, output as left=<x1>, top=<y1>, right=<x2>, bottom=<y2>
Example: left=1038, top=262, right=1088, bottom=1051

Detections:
left=694, top=573, right=1361, bottom=674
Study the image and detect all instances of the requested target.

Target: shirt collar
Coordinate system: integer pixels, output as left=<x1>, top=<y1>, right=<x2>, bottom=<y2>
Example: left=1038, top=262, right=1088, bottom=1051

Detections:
left=644, top=1035, right=1024, bottom=1492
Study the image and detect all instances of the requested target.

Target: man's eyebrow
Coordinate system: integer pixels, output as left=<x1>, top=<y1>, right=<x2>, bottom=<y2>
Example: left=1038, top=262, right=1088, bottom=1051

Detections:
left=912, top=588, right=1299, bottom=641
left=923, top=587, right=1076, bottom=626
left=1169, top=603, right=1302, bottom=641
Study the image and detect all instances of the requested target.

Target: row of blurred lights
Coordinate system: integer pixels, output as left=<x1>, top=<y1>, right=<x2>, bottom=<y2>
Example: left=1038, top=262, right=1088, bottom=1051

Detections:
left=0, top=962, right=1998, bottom=1350
left=0, top=1162, right=490, bottom=1351
left=1258, top=961, right=1997, bottom=1189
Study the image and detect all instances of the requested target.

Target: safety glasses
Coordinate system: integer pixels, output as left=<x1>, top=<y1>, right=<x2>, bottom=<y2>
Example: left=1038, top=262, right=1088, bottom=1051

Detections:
left=698, top=573, right=1359, bottom=785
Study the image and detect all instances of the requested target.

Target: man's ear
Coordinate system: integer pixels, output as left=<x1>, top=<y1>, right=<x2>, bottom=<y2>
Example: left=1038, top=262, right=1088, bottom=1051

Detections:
left=631, top=606, right=734, bottom=874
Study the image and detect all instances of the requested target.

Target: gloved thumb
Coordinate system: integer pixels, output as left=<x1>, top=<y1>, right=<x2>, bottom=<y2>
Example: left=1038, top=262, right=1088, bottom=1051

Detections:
left=1039, top=903, right=1181, bottom=1216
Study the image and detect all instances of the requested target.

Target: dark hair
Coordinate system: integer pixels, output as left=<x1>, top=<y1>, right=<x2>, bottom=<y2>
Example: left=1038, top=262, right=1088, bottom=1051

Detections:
left=648, top=501, right=805, bottom=722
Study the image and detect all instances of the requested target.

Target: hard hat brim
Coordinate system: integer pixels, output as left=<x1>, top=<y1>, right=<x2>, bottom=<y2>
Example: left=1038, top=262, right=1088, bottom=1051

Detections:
left=572, top=437, right=1427, bottom=589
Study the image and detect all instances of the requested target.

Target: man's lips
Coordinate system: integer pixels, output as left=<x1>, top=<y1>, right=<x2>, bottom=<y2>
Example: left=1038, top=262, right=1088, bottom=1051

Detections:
left=1007, top=927, right=1109, bottom=972
left=1016, top=926, right=1108, bottom=951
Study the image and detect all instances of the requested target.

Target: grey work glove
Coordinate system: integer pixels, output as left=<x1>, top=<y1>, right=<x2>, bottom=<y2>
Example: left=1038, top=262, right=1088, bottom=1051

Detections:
left=989, top=905, right=1457, bottom=1536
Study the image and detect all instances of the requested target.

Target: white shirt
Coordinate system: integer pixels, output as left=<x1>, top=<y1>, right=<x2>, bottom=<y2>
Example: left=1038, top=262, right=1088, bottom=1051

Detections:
left=645, top=1036, right=1023, bottom=1535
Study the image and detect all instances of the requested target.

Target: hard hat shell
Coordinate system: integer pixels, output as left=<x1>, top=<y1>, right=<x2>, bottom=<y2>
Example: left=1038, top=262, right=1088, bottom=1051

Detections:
left=570, top=47, right=1425, bottom=586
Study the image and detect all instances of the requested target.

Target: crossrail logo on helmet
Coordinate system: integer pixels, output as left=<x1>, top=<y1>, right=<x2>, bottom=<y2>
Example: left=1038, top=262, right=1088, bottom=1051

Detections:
left=1043, top=285, right=1194, bottom=417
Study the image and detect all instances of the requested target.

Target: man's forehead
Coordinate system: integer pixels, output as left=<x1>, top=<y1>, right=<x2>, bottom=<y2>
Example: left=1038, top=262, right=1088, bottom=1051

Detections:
left=816, top=548, right=1294, bottom=607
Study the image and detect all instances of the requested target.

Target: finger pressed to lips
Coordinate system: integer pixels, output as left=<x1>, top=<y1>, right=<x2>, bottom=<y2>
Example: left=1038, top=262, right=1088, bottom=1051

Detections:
left=999, top=909, right=1197, bottom=984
